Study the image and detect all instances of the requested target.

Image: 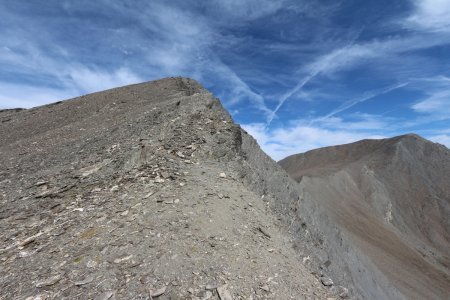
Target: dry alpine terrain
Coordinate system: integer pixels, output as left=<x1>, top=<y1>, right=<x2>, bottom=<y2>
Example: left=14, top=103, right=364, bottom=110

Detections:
left=0, top=78, right=345, bottom=300
left=2, top=77, right=449, bottom=300
left=280, top=135, right=450, bottom=299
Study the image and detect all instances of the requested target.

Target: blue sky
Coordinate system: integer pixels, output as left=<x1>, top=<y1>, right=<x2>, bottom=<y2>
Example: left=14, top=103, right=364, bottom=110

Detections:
left=1, top=0, right=449, bottom=159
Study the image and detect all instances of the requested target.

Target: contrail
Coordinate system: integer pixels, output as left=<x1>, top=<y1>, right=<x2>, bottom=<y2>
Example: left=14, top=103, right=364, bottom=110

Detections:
left=266, top=71, right=319, bottom=126
left=311, top=82, right=409, bottom=125
left=266, top=28, right=367, bottom=126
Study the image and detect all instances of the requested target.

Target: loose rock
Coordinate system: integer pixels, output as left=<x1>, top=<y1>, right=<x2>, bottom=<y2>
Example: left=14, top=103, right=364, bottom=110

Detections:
left=150, top=286, right=166, bottom=298
left=217, top=284, right=233, bottom=300
left=75, top=275, right=94, bottom=286
left=35, top=274, right=62, bottom=288
left=321, top=276, right=334, bottom=286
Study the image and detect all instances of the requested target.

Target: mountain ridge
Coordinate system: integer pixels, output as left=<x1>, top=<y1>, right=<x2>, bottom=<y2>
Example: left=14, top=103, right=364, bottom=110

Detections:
left=1, top=77, right=341, bottom=299
left=1, top=77, right=449, bottom=299
left=280, top=132, right=450, bottom=299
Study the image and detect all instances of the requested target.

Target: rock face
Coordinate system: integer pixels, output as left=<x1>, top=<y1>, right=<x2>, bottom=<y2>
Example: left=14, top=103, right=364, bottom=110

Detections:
left=0, top=78, right=339, bottom=299
left=280, top=135, right=450, bottom=299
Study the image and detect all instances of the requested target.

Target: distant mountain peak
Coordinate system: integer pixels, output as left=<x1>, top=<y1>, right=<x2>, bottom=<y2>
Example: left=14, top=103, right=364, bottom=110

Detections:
left=280, top=131, right=450, bottom=300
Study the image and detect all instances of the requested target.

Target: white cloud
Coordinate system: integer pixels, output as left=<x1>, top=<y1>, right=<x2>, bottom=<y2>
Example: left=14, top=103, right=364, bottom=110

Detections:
left=0, top=1, right=273, bottom=111
left=207, top=0, right=287, bottom=20
left=406, top=0, right=450, bottom=32
left=428, top=134, right=450, bottom=148
left=242, top=122, right=386, bottom=160
left=0, top=82, right=78, bottom=109
left=411, top=77, right=450, bottom=120
left=200, top=59, right=271, bottom=114
left=68, top=67, right=143, bottom=93
left=412, top=91, right=450, bottom=114
left=0, top=66, right=143, bottom=109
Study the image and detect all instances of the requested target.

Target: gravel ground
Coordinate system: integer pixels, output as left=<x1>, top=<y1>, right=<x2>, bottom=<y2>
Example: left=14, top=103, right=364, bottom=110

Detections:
left=0, top=78, right=342, bottom=299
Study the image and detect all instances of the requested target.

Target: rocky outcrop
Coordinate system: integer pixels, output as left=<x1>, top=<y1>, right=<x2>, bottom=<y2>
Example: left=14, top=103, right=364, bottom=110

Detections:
left=0, top=77, right=337, bottom=299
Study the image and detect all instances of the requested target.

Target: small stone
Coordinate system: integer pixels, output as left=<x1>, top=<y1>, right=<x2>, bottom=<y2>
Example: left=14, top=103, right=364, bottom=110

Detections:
left=174, top=198, right=180, bottom=203
left=94, top=291, right=114, bottom=300
left=144, top=191, right=154, bottom=198
left=260, top=284, right=270, bottom=292
left=338, top=286, right=349, bottom=298
left=217, top=284, right=233, bottom=300
left=179, top=182, right=186, bottom=187
left=25, top=296, right=46, bottom=300
left=164, top=199, right=174, bottom=204
left=86, top=260, right=98, bottom=268
left=19, top=232, right=43, bottom=247
left=19, top=251, right=31, bottom=258
left=150, top=286, right=166, bottom=297
left=35, top=274, right=62, bottom=288
left=75, top=275, right=94, bottom=286
left=321, top=276, right=334, bottom=286
left=161, top=171, right=170, bottom=178
left=110, top=186, right=119, bottom=192
left=35, top=181, right=48, bottom=186
left=219, top=173, right=226, bottom=178
left=120, top=210, right=129, bottom=216
left=201, top=291, right=213, bottom=300
left=114, top=255, right=132, bottom=264
left=205, top=284, right=217, bottom=290
left=155, top=178, right=165, bottom=183
left=176, top=151, right=185, bottom=158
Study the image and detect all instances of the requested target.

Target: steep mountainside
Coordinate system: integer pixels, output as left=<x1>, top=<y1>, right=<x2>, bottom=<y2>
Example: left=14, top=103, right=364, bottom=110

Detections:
left=0, top=78, right=342, bottom=299
left=280, top=135, right=450, bottom=299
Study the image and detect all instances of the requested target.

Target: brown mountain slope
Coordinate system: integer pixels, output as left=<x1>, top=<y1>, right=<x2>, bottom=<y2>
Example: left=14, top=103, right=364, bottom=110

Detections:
left=280, top=135, right=450, bottom=299
left=1, top=78, right=341, bottom=299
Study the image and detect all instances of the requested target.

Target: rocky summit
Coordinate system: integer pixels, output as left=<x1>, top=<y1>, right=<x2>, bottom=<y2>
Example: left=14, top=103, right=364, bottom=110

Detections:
left=1, top=77, right=449, bottom=300
left=0, top=78, right=338, bottom=300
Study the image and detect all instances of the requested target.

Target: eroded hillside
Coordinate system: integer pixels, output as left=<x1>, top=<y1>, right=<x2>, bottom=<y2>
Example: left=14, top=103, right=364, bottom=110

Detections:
left=1, top=78, right=342, bottom=299
left=280, top=136, right=450, bottom=300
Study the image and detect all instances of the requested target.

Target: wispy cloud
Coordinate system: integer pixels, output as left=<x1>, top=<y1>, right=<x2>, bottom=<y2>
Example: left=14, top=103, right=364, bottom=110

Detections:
left=412, top=90, right=450, bottom=116
left=406, top=0, right=450, bottom=32
left=0, top=0, right=277, bottom=112
left=0, top=0, right=449, bottom=155
left=266, top=35, right=366, bottom=125
left=407, top=76, right=450, bottom=122
left=266, top=0, right=450, bottom=125
left=68, top=67, right=143, bottom=93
